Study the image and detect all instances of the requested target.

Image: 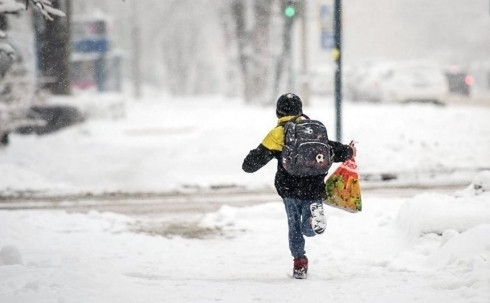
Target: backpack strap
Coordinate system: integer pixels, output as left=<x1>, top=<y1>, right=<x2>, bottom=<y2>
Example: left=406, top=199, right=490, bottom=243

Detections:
left=299, top=113, right=310, bottom=120
left=278, top=114, right=310, bottom=127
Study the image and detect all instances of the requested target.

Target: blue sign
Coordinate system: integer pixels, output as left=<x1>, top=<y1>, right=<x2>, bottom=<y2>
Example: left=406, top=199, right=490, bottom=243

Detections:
left=320, top=5, right=330, bottom=24
left=320, top=4, right=334, bottom=50
left=321, top=31, right=334, bottom=50
left=72, top=39, right=109, bottom=53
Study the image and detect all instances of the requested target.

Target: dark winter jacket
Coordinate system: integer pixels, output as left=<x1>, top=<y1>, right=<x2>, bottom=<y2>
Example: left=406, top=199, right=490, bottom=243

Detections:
left=242, top=115, right=354, bottom=200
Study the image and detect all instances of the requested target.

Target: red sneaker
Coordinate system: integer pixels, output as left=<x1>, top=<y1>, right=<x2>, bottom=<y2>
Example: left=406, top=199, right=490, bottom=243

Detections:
left=293, top=256, right=308, bottom=279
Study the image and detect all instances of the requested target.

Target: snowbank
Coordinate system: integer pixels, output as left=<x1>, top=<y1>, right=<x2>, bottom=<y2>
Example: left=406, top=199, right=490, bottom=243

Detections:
left=397, top=172, right=490, bottom=237
left=392, top=173, right=490, bottom=296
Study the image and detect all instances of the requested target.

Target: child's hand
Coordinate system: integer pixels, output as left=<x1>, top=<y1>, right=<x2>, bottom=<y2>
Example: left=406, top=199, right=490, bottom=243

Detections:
left=349, top=140, right=357, bottom=157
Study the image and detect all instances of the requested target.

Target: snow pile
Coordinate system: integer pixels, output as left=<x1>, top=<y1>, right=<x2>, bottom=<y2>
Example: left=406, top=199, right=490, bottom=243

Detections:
left=389, top=172, right=490, bottom=295
left=427, top=224, right=490, bottom=273
left=396, top=172, right=490, bottom=237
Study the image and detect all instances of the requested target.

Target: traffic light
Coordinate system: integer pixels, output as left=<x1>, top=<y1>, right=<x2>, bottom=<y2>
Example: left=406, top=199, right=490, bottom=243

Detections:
left=284, top=1, right=297, bottom=18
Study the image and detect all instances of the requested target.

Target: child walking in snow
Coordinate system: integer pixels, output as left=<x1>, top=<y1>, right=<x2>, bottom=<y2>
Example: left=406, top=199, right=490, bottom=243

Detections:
left=242, top=93, right=356, bottom=279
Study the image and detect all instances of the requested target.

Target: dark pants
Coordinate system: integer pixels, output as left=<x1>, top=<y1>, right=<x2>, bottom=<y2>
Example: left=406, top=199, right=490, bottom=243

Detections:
left=282, top=197, right=320, bottom=258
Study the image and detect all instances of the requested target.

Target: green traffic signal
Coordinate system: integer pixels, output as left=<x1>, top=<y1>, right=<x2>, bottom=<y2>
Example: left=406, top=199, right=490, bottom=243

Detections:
left=284, top=5, right=296, bottom=18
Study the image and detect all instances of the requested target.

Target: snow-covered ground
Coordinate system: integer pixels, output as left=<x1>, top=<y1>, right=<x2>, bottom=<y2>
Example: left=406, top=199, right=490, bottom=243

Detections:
left=0, top=94, right=489, bottom=302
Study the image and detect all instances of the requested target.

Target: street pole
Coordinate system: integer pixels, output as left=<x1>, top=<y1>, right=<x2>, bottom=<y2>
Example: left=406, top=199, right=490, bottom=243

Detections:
left=283, top=0, right=298, bottom=92
left=286, top=13, right=294, bottom=90
left=300, top=0, right=310, bottom=106
left=334, top=0, right=342, bottom=142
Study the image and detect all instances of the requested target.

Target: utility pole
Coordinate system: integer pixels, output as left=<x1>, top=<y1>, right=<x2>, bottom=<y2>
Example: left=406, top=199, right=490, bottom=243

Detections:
left=131, top=0, right=142, bottom=99
left=275, top=0, right=297, bottom=97
left=284, top=0, right=296, bottom=90
left=300, top=0, right=310, bottom=106
left=334, top=0, right=342, bottom=142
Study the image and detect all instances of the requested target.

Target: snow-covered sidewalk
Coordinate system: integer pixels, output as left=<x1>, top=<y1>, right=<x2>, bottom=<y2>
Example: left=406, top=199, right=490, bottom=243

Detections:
left=1, top=173, right=489, bottom=302
left=1, top=95, right=489, bottom=302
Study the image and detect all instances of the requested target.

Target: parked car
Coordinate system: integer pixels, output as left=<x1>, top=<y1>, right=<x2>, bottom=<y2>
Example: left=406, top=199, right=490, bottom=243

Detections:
left=354, top=61, right=397, bottom=102
left=344, top=59, right=395, bottom=102
left=346, top=60, right=449, bottom=104
left=368, top=61, right=449, bottom=104
left=16, top=105, right=84, bottom=135
left=445, top=67, right=473, bottom=96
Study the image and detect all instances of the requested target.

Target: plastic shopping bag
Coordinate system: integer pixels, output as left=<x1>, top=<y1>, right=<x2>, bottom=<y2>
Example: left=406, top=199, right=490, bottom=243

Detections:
left=324, top=158, right=362, bottom=212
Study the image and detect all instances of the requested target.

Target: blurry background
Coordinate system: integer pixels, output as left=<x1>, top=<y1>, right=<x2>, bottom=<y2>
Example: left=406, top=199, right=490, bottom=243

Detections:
left=73, top=0, right=490, bottom=101
left=1, top=0, right=490, bottom=142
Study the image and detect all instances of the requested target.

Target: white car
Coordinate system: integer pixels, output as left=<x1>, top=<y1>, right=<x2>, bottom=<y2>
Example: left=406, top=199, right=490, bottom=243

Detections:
left=345, top=59, right=395, bottom=102
left=374, top=61, right=449, bottom=104
left=354, top=61, right=397, bottom=102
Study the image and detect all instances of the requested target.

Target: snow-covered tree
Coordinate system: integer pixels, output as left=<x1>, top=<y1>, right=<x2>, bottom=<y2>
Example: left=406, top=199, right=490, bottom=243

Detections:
left=0, top=0, right=65, bottom=58
left=0, top=0, right=65, bottom=146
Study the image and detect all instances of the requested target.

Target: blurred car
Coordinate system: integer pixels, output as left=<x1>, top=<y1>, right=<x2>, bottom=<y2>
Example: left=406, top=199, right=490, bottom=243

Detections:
left=344, top=59, right=395, bottom=102
left=16, top=105, right=84, bottom=135
left=361, top=61, right=449, bottom=104
left=355, top=61, right=397, bottom=102
left=445, top=68, right=473, bottom=96
left=343, top=60, right=386, bottom=101
left=309, top=66, right=334, bottom=96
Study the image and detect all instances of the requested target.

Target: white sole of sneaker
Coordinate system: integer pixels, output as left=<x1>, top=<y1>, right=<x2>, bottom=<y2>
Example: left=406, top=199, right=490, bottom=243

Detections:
left=310, top=203, right=327, bottom=234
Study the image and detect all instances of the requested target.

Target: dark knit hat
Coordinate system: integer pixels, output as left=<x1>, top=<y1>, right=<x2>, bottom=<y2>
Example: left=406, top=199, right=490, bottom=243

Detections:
left=276, top=93, right=302, bottom=118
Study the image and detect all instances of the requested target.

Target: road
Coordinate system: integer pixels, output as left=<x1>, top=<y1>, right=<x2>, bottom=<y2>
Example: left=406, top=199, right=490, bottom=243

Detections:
left=0, top=184, right=465, bottom=214
left=0, top=184, right=467, bottom=238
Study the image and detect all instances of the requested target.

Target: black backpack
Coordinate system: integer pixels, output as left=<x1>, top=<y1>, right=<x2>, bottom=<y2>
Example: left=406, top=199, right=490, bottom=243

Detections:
left=281, top=115, right=333, bottom=176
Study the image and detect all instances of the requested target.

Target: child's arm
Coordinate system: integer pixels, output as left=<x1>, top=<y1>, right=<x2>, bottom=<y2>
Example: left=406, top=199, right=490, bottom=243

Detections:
left=242, top=144, right=276, bottom=173
left=329, top=140, right=355, bottom=163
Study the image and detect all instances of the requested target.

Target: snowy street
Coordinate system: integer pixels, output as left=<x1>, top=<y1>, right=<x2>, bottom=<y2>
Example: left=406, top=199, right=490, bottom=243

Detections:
left=0, top=185, right=465, bottom=239
left=0, top=185, right=463, bottom=213
left=1, top=180, right=489, bottom=303
left=0, top=95, right=489, bottom=302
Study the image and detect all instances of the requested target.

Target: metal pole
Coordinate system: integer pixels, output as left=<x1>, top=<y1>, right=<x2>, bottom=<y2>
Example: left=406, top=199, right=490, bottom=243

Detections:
left=334, top=0, right=342, bottom=142
left=286, top=17, right=294, bottom=90
left=300, top=0, right=310, bottom=106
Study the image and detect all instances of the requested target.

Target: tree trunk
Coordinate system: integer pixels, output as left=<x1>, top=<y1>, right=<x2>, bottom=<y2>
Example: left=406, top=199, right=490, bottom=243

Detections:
left=230, top=0, right=276, bottom=105
left=252, top=0, right=273, bottom=105
left=38, top=0, right=71, bottom=95
left=231, top=0, right=252, bottom=102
